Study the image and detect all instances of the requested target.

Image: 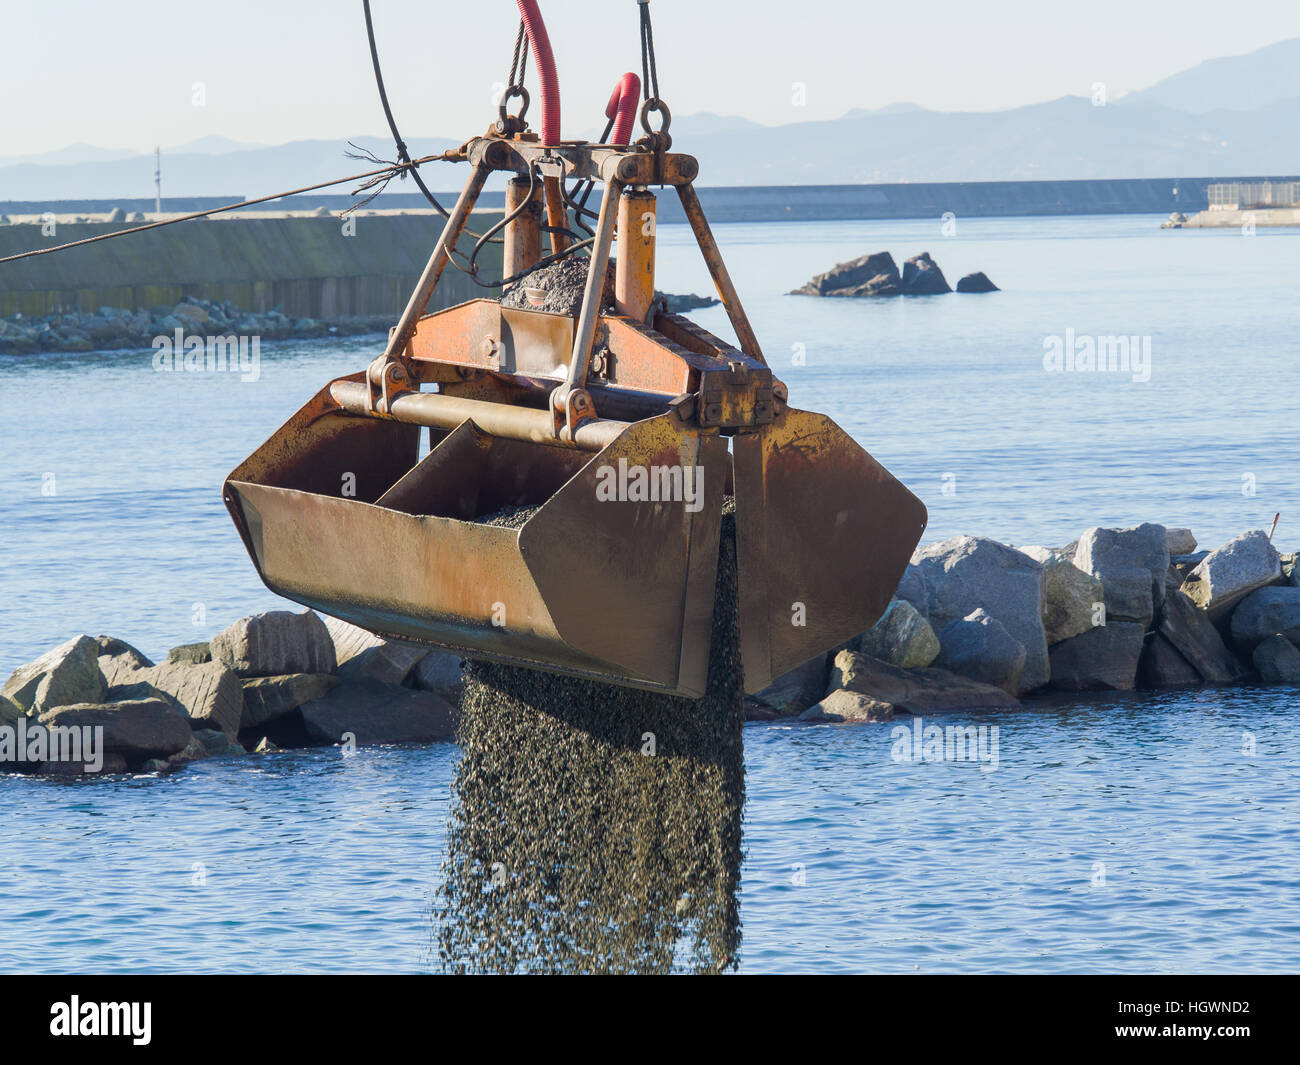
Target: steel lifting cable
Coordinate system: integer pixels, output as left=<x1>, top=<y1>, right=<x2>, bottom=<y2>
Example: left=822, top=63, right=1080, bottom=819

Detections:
left=640, top=1, right=660, bottom=104
left=506, top=19, right=530, bottom=102
left=0, top=157, right=455, bottom=267
left=362, top=0, right=450, bottom=218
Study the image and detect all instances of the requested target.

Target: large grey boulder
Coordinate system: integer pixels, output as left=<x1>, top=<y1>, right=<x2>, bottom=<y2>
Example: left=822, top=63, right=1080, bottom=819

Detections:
left=900, top=252, right=951, bottom=295
left=827, top=650, right=1019, bottom=712
left=167, top=642, right=212, bottom=666
left=798, top=689, right=895, bottom=724
left=115, top=661, right=244, bottom=738
left=37, top=699, right=192, bottom=766
left=1158, top=589, right=1245, bottom=684
left=893, top=564, right=930, bottom=620
left=324, top=616, right=428, bottom=685
left=1253, top=635, right=1300, bottom=685
left=212, top=610, right=337, bottom=677
left=95, top=636, right=154, bottom=686
left=1229, top=586, right=1300, bottom=653
left=1137, top=633, right=1202, bottom=689
left=1020, top=546, right=1105, bottom=645
left=241, top=673, right=341, bottom=731
left=955, top=271, right=998, bottom=293
left=1073, top=524, right=1169, bottom=626
left=1166, top=528, right=1198, bottom=555
left=1048, top=621, right=1146, bottom=691
left=299, top=682, right=457, bottom=746
left=856, top=600, right=940, bottom=668
left=193, top=728, right=246, bottom=759
left=3, top=635, right=106, bottom=714
left=1182, top=530, right=1282, bottom=617
left=1281, top=552, right=1299, bottom=587
left=935, top=609, right=1026, bottom=694
left=751, top=653, right=828, bottom=716
left=791, top=251, right=900, bottom=296
left=408, top=651, right=466, bottom=704
left=1169, top=552, right=1209, bottom=588
left=911, top=535, right=1048, bottom=693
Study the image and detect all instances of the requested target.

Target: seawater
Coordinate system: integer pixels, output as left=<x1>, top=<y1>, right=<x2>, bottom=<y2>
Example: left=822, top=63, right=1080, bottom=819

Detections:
left=1, top=214, right=1297, bottom=972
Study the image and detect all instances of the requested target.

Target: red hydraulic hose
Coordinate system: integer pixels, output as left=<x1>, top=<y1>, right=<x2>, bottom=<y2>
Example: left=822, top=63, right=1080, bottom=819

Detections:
left=606, top=72, right=641, bottom=145
left=515, top=0, right=561, bottom=145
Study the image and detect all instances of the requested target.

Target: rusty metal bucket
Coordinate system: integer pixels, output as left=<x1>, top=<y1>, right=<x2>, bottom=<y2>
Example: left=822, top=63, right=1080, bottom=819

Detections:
left=225, top=388, right=923, bottom=697
left=224, top=135, right=926, bottom=698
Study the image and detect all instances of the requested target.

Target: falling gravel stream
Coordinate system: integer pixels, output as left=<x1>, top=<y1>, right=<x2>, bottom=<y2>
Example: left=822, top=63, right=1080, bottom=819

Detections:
left=438, top=507, right=744, bottom=973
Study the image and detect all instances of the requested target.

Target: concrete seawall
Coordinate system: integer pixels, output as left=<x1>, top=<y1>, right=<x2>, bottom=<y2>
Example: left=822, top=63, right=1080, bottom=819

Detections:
left=1165, top=206, right=1300, bottom=229
left=10, top=173, right=1299, bottom=227
left=0, top=211, right=504, bottom=319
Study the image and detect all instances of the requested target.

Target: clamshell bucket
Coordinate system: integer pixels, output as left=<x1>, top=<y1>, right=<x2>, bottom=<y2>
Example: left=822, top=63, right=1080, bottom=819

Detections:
left=225, top=136, right=926, bottom=698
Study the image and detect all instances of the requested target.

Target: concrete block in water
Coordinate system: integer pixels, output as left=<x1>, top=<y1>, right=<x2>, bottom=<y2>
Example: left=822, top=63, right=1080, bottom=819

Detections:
left=1182, top=530, right=1282, bottom=618
left=2, top=635, right=106, bottom=714
left=212, top=610, right=337, bottom=678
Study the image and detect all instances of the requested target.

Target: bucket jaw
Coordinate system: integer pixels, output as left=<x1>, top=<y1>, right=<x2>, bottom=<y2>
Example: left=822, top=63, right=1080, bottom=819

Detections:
left=225, top=135, right=926, bottom=698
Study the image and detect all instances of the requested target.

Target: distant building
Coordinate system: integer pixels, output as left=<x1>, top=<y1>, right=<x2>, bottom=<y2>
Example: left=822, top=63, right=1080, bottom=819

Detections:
left=1207, top=181, right=1300, bottom=210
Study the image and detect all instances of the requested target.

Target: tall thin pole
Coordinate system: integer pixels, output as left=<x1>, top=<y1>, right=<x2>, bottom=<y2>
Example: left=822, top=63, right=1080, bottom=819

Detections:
left=154, top=147, right=162, bottom=216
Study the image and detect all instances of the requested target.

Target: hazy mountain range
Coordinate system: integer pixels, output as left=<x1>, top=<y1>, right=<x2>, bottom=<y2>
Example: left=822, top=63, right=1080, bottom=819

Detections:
left=2, top=38, right=1297, bottom=201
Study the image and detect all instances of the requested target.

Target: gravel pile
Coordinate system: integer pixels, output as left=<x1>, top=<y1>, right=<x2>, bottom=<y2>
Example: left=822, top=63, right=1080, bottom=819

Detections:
left=437, top=502, right=744, bottom=973
left=472, top=504, right=540, bottom=529
left=499, top=257, right=610, bottom=317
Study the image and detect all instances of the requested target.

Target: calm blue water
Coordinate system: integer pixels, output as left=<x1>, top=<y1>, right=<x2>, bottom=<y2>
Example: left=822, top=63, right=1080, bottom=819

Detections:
left=2, top=213, right=1298, bottom=972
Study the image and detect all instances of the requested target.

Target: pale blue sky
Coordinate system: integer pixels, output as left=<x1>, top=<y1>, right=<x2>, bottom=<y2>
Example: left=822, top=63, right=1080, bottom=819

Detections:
left=8, top=0, right=1300, bottom=155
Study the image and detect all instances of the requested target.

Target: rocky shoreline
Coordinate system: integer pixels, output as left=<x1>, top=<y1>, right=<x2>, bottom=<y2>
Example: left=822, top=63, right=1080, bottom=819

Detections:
left=0, top=297, right=394, bottom=356
left=755, top=523, right=1298, bottom=723
left=4, top=521, right=1296, bottom=776
left=1, top=613, right=463, bottom=775
left=790, top=250, right=998, bottom=298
